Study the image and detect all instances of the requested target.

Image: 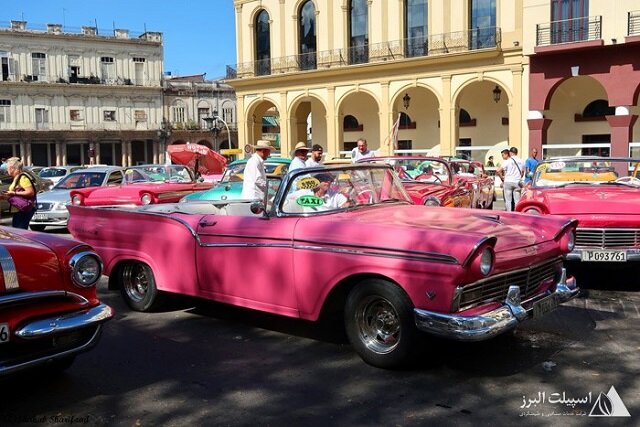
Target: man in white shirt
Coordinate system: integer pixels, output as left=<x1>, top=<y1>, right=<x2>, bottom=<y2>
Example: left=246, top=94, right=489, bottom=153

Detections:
left=306, top=144, right=324, bottom=167
left=497, top=149, right=524, bottom=211
left=351, top=138, right=376, bottom=163
left=289, top=141, right=310, bottom=172
left=241, top=140, right=273, bottom=200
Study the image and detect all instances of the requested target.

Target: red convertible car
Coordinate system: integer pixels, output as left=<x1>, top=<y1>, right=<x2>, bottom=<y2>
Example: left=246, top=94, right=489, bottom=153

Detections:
left=70, top=164, right=213, bottom=207
left=68, top=164, right=578, bottom=368
left=358, top=156, right=473, bottom=207
left=516, top=157, right=640, bottom=263
left=0, top=227, right=113, bottom=376
left=448, top=159, right=496, bottom=209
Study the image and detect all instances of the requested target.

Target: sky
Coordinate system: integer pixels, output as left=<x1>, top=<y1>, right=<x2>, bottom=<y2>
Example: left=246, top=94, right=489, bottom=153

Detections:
left=2, top=0, right=237, bottom=79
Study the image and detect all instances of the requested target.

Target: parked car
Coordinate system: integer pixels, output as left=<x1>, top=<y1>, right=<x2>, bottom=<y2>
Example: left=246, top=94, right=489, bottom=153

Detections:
left=29, top=166, right=125, bottom=231
left=447, top=159, right=496, bottom=209
left=516, top=157, right=640, bottom=262
left=69, top=164, right=213, bottom=207
left=38, top=165, right=87, bottom=186
left=0, top=226, right=113, bottom=376
left=358, top=156, right=473, bottom=207
left=68, top=164, right=579, bottom=368
left=0, top=171, right=54, bottom=212
left=181, top=157, right=290, bottom=202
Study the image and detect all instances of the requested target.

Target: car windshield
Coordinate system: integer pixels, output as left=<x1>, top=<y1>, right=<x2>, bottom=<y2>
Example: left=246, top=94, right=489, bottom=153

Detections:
left=39, top=168, right=68, bottom=178
left=220, top=161, right=289, bottom=184
left=55, top=172, right=106, bottom=189
left=451, top=162, right=481, bottom=177
left=280, top=166, right=412, bottom=214
left=124, top=165, right=193, bottom=183
left=532, top=159, right=640, bottom=188
left=360, top=158, right=450, bottom=184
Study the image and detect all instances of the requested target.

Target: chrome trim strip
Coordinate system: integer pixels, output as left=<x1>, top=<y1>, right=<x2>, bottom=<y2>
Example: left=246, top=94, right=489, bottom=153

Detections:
left=0, top=290, right=89, bottom=307
left=295, top=244, right=458, bottom=264
left=0, top=245, right=19, bottom=291
left=553, top=219, right=578, bottom=241
left=15, top=303, right=114, bottom=339
left=461, top=236, right=497, bottom=268
left=200, top=242, right=291, bottom=249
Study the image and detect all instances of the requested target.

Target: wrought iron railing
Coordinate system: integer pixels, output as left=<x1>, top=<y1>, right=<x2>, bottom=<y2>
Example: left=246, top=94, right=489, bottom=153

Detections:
left=226, top=27, right=501, bottom=79
left=536, top=16, right=601, bottom=46
left=629, top=11, right=640, bottom=36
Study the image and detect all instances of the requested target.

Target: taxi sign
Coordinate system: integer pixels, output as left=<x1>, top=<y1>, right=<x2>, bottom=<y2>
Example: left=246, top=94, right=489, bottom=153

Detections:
left=220, top=149, right=243, bottom=155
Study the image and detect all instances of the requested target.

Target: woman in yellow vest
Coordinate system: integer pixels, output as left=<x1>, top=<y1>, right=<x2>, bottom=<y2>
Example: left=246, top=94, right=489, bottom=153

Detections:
left=0, top=157, right=36, bottom=229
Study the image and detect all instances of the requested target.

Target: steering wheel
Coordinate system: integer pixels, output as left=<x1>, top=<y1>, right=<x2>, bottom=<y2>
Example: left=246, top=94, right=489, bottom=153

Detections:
left=356, top=189, right=376, bottom=204
left=615, top=176, right=640, bottom=185
left=415, top=173, right=442, bottom=184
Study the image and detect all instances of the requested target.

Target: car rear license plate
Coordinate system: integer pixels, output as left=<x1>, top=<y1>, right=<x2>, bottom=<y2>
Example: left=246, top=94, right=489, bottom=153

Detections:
left=0, top=323, right=9, bottom=343
left=32, top=213, right=48, bottom=221
left=532, top=294, right=559, bottom=319
left=582, top=250, right=627, bottom=262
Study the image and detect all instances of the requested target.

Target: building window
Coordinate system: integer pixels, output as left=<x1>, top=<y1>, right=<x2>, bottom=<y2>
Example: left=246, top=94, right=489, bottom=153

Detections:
left=134, top=110, right=147, bottom=121
left=100, top=56, right=115, bottom=83
left=551, top=0, right=589, bottom=43
left=1, top=52, right=15, bottom=82
left=0, top=99, right=10, bottom=123
left=255, top=10, right=271, bottom=76
left=583, top=99, right=613, bottom=118
left=299, top=1, right=317, bottom=70
left=70, top=109, right=83, bottom=121
left=470, top=0, right=496, bottom=49
left=133, top=57, right=145, bottom=85
left=349, top=0, right=369, bottom=64
left=35, top=108, right=49, bottom=129
left=198, top=107, right=210, bottom=128
left=405, top=0, right=428, bottom=57
left=222, top=107, right=234, bottom=125
left=31, top=52, right=47, bottom=81
left=344, top=115, right=364, bottom=132
left=103, top=110, right=116, bottom=121
left=172, top=100, right=186, bottom=124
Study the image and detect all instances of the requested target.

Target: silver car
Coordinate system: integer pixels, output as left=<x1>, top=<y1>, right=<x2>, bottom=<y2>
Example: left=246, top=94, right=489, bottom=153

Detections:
left=38, top=165, right=87, bottom=187
left=30, top=166, right=124, bottom=231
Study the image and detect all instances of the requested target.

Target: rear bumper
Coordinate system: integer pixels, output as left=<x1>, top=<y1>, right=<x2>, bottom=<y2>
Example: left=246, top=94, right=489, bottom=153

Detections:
left=414, top=268, right=578, bottom=341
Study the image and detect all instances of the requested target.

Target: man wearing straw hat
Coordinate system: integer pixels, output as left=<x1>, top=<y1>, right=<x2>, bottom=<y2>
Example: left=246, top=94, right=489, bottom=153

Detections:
left=241, top=140, right=274, bottom=200
left=289, top=141, right=311, bottom=172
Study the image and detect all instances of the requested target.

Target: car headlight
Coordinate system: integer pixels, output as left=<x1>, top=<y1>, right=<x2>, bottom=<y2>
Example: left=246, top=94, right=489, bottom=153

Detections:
left=69, top=252, right=103, bottom=287
left=424, top=198, right=440, bottom=207
left=524, top=207, right=541, bottom=215
left=479, top=248, right=494, bottom=276
left=72, top=195, right=82, bottom=205
left=141, top=193, right=153, bottom=205
left=53, top=202, right=69, bottom=211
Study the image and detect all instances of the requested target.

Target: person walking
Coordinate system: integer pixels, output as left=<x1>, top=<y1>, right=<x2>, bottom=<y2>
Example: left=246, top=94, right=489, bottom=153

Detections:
left=0, top=157, right=37, bottom=229
left=496, top=149, right=524, bottom=211
left=306, top=144, right=324, bottom=167
left=241, top=140, right=273, bottom=201
left=289, top=142, right=310, bottom=172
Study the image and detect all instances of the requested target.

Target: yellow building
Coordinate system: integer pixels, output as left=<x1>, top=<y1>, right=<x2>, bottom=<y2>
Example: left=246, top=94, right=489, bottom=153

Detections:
left=228, top=0, right=525, bottom=163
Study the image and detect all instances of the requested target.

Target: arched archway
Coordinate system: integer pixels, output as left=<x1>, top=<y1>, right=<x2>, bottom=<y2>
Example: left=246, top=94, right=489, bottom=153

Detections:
left=391, top=87, right=440, bottom=154
left=246, top=99, right=281, bottom=154
left=289, top=94, right=327, bottom=154
left=338, top=91, right=380, bottom=154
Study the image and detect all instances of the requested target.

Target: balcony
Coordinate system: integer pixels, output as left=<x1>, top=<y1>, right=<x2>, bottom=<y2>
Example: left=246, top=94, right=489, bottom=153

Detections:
left=536, top=16, right=601, bottom=47
left=227, top=27, right=501, bottom=79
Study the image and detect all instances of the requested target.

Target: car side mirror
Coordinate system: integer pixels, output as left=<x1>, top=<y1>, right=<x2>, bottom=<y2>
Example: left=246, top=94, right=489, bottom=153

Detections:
left=250, top=201, right=264, bottom=215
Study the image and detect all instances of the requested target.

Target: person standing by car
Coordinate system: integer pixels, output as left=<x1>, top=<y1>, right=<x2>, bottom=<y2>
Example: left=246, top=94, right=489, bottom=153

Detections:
left=524, top=148, right=539, bottom=184
left=289, top=142, right=311, bottom=172
left=0, top=157, right=37, bottom=229
left=351, top=138, right=376, bottom=163
left=241, top=140, right=273, bottom=200
left=306, top=144, right=324, bottom=167
left=496, top=149, right=523, bottom=211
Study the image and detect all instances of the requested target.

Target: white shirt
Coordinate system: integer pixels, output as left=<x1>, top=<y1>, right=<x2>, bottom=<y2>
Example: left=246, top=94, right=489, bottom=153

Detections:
left=289, top=156, right=307, bottom=172
left=351, top=148, right=376, bottom=163
left=306, top=158, right=322, bottom=168
left=502, top=157, right=524, bottom=183
left=241, top=153, right=267, bottom=200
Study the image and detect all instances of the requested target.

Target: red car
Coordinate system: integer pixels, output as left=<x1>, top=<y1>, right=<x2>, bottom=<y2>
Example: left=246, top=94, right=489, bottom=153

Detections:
left=448, top=159, right=496, bottom=209
left=0, top=226, right=113, bottom=376
left=516, top=157, right=640, bottom=263
left=70, top=164, right=213, bottom=207
left=358, top=157, right=473, bottom=207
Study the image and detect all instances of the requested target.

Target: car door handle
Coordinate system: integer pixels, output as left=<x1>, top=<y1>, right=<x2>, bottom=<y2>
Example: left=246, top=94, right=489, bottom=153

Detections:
left=198, top=219, right=217, bottom=227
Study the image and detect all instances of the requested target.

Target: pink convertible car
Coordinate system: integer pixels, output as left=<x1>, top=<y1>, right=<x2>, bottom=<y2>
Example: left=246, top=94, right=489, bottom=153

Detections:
left=69, top=164, right=579, bottom=368
left=516, top=157, right=640, bottom=263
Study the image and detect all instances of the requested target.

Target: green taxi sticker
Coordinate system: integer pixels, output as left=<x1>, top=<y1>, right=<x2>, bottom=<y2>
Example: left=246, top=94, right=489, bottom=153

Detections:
left=297, top=177, right=320, bottom=190
left=296, top=195, right=324, bottom=207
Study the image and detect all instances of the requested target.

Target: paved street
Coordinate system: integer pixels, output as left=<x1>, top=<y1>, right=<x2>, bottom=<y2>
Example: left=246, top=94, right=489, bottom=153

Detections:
left=0, top=218, right=638, bottom=426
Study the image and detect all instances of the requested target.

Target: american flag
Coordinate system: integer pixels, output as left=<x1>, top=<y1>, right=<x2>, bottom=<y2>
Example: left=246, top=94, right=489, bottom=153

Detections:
left=387, top=113, right=401, bottom=152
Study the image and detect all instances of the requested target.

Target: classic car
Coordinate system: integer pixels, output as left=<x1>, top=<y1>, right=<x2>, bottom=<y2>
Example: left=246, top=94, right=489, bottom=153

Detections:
left=358, top=156, right=473, bottom=207
left=68, top=164, right=579, bottom=368
left=38, top=165, right=87, bottom=186
left=29, top=166, right=125, bottom=231
left=0, top=171, right=54, bottom=212
left=70, top=164, right=213, bottom=207
left=516, top=157, right=640, bottom=262
left=181, top=157, right=291, bottom=202
left=447, top=159, right=496, bottom=209
left=0, top=226, right=113, bottom=376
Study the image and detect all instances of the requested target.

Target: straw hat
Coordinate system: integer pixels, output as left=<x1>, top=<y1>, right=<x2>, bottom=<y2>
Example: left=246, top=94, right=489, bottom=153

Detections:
left=252, top=140, right=275, bottom=151
left=293, top=141, right=310, bottom=152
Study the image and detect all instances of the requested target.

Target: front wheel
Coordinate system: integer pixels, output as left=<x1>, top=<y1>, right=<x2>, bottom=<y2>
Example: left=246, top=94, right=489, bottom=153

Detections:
left=118, top=262, right=164, bottom=312
left=344, top=279, right=421, bottom=369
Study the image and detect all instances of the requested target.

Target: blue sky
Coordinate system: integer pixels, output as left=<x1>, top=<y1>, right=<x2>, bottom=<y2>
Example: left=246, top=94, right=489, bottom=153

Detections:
left=3, top=0, right=237, bottom=79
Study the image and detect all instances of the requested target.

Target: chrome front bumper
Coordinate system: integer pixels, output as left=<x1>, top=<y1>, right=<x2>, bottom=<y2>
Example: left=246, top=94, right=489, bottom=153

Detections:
left=566, top=248, right=640, bottom=262
left=414, top=268, right=578, bottom=341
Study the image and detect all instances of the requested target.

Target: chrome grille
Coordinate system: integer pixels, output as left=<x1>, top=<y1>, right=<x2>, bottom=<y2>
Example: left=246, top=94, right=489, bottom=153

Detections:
left=459, top=258, right=562, bottom=309
left=575, top=228, right=640, bottom=249
left=35, top=202, right=53, bottom=211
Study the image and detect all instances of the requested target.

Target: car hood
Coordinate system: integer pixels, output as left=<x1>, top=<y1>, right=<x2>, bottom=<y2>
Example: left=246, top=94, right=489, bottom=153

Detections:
left=533, top=186, right=640, bottom=215
left=183, top=182, right=241, bottom=201
left=35, top=189, right=73, bottom=203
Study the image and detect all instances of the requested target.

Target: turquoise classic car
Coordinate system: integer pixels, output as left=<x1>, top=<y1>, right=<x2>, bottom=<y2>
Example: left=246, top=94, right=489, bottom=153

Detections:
left=181, top=157, right=291, bottom=202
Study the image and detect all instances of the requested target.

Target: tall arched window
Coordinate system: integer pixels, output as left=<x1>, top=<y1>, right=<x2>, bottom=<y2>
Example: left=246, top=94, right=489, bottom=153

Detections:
left=405, top=0, right=428, bottom=58
left=469, top=0, right=496, bottom=49
left=349, top=0, right=368, bottom=64
left=255, top=10, right=271, bottom=76
left=299, top=1, right=317, bottom=70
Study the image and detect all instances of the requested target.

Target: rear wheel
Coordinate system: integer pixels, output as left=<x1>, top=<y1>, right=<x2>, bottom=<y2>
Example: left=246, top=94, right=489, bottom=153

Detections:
left=344, top=279, right=420, bottom=369
left=118, top=262, right=164, bottom=312
left=30, top=224, right=46, bottom=232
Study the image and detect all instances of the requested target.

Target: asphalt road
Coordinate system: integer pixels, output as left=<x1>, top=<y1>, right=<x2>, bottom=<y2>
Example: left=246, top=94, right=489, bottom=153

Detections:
left=1, top=216, right=638, bottom=426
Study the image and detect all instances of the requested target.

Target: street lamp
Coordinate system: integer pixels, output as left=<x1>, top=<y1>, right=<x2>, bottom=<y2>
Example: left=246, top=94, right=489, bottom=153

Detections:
left=492, top=85, right=502, bottom=103
left=157, top=117, right=172, bottom=163
left=203, top=109, right=231, bottom=153
left=403, top=93, right=411, bottom=110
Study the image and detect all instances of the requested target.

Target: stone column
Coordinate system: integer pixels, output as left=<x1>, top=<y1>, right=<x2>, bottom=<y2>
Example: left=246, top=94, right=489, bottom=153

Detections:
left=606, top=108, right=637, bottom=158
left=526, top=111, right=552, bottom=158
